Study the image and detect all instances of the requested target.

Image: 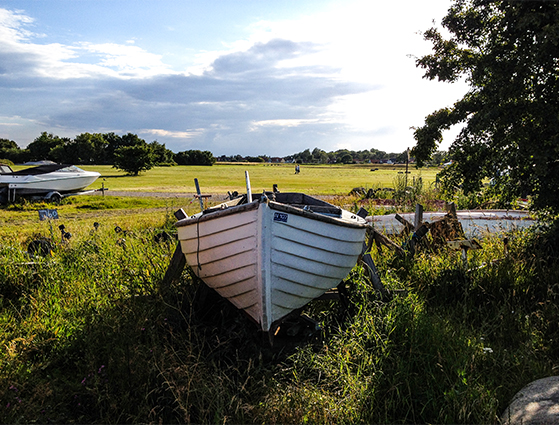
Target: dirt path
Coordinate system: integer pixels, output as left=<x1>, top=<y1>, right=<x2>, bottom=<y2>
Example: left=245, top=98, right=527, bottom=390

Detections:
left=94, top=191, right=198, bottom=198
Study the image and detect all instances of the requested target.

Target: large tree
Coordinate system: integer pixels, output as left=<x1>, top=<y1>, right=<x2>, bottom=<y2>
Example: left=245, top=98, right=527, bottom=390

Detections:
left=174, top=150, right=215, bottom=166
left=150, top=141, right=176, bottom=165
left=113, top=143, right=155, bottom=175
left=27, top=132, right=68, bottom=162
left=413, top=1, right=559, bottom=213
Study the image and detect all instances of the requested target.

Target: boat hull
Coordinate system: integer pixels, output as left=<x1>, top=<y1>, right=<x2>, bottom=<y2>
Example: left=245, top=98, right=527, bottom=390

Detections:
left=368, top=210, right=536, bottom=238
left=0, top=167, right=100, bottom=195
left=176, top=198, right=367, bottom=331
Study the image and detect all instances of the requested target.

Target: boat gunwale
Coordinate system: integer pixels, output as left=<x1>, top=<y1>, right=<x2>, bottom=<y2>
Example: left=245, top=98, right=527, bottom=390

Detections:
left=175, top=195, right=368, bottom=230
left=176, top=201, right=260, bottom=226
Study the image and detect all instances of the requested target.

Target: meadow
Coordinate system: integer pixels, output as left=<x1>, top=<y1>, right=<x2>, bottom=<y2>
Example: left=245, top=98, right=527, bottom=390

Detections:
left=0, top=163, right=557, bottom=423
left=58, top=162, right=438, bottom=195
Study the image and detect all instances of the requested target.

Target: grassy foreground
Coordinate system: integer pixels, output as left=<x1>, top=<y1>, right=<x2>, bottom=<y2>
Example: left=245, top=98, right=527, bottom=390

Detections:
left=0, top=167, right=557, bottom=423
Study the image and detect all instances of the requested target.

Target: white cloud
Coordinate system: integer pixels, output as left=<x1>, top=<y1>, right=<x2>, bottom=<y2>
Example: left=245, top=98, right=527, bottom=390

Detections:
left=0, top=8, right=35, bottom=43
left=250, top=118, right=322, bottom=129
left=141, top=129, right=203, bottom=138
left=0, top=2, right=466, bottom=156
left=78, top=42, right=173, bottom=77
left=0, top=9, right=174, bottom=79
left=178, top=0, right=466, bottom=152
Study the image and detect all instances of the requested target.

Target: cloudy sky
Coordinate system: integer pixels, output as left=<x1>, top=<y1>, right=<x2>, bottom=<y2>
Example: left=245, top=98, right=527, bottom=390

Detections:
left=0, top=0, right=467, bottom=157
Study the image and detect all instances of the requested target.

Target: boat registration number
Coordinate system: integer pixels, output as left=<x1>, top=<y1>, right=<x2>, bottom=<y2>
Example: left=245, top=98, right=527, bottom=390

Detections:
left=273, top=212, right=288, bottom=223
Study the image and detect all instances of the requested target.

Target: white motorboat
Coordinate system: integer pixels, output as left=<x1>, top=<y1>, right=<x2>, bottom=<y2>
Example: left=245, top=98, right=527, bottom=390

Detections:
left=175, top=186, right=368, bottom=333
left=0, top=163, right=101, bottom=197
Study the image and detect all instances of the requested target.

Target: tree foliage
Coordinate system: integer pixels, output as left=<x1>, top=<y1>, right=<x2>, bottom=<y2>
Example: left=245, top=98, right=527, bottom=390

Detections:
left=288, top=147, right=406, bottom=164
left=150, top=141, right=176, bottom=166
left=413, top=0, right=559, bottom=213
left=27, top=132, right=67, bottom=162
left=175, top=150, right=216, bottom=166
left=113, top=143, right=156, bottom=176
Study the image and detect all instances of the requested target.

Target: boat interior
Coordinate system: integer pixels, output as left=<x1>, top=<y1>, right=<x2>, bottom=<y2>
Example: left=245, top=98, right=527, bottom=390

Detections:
left=202, top=191, right=343, bottom=218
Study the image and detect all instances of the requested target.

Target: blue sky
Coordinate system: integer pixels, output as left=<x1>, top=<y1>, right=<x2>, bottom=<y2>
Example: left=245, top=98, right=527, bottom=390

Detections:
left=0, top=0, right=466, bottom=157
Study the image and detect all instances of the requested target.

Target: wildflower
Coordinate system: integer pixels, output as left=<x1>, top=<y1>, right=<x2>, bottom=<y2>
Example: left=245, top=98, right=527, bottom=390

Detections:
left=482, top=347, right=494, bottom=354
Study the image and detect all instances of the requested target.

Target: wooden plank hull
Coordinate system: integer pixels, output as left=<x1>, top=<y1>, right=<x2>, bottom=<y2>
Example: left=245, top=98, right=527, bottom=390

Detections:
left=176, top=197, right=367, bottom=331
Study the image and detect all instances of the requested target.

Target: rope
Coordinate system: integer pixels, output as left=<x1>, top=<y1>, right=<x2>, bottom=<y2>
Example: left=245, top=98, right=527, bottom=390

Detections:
left=196, top=216, right=202, bottom=271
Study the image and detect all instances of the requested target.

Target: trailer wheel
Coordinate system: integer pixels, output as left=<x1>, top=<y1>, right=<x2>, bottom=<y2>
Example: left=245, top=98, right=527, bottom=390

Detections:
left=48, top=192, right=62, bottom=203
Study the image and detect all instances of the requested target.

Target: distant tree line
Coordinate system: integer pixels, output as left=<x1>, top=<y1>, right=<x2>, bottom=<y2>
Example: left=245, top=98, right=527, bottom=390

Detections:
left=0, top=132, right=448, bottom=175
left=289, top=148, right=449, bottom=165
left=220, top=147, right=448, bottom=166
left=288, top=148, right=408, bottom=164
left=0, top=132, right=216, bottom=175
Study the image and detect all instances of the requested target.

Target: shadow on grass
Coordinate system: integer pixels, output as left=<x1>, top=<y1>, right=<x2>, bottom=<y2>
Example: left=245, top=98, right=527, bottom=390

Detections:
left=0, top=273, right=310, bottom=423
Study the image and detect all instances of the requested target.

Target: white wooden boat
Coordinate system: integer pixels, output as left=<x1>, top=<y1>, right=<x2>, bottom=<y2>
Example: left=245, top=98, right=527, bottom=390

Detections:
left=175, top=191, right=368, bottom=332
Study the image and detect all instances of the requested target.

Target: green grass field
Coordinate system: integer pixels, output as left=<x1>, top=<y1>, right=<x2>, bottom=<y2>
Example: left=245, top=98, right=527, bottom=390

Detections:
left=64, top=163, right=439, bottom=195
left=1, top=163, right=439, bottom=243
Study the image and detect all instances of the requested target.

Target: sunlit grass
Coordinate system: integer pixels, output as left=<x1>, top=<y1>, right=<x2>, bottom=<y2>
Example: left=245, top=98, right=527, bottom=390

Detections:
left=0, top=166, right=556, bottom=423
left=39, top=163, right=440, bottom=196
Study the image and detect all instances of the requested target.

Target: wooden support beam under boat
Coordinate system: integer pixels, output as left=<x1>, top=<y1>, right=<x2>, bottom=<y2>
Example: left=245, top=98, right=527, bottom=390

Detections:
left=370, top=227, right=405, bottom=256
left=395, top=213, right=414, bottom=237
left=160, top=242, right=186, bottom=298
left=360, top=227, right=391, bottom=301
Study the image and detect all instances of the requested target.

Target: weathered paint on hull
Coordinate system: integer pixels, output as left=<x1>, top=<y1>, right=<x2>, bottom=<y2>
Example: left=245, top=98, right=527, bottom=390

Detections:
left=369, top=210, right=536, bottom=238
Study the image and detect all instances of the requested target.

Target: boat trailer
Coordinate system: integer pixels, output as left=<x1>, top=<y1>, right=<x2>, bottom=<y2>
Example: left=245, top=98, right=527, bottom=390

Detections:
left=1, top=185, right=108, bottom=204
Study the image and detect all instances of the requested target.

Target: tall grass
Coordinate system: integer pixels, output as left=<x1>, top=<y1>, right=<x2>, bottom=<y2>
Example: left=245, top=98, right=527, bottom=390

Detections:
left=0, top=197, right=557, bottom=423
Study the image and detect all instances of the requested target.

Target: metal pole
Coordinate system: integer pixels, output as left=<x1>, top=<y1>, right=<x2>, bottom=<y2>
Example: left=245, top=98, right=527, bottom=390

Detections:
left=194, top=178, right=204, bottom=211
left=245, top=171, right=252, bottom=203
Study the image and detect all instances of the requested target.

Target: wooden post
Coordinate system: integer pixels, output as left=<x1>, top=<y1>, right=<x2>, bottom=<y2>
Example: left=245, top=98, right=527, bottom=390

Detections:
left=446, top=201, right=458, bottom=220
left=414, top=204, right=424, bottom=231
left=371, top=228, right=405, bottom=256
left=360, top=227, right=391, bottom=300
left=160, top=242, right=186, bottom=298
left=395, top=213, right=414, bottom=236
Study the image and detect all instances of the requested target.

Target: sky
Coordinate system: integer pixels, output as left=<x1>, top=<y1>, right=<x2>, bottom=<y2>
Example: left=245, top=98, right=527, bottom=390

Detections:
left=0, top=0, right=468, bottom=157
